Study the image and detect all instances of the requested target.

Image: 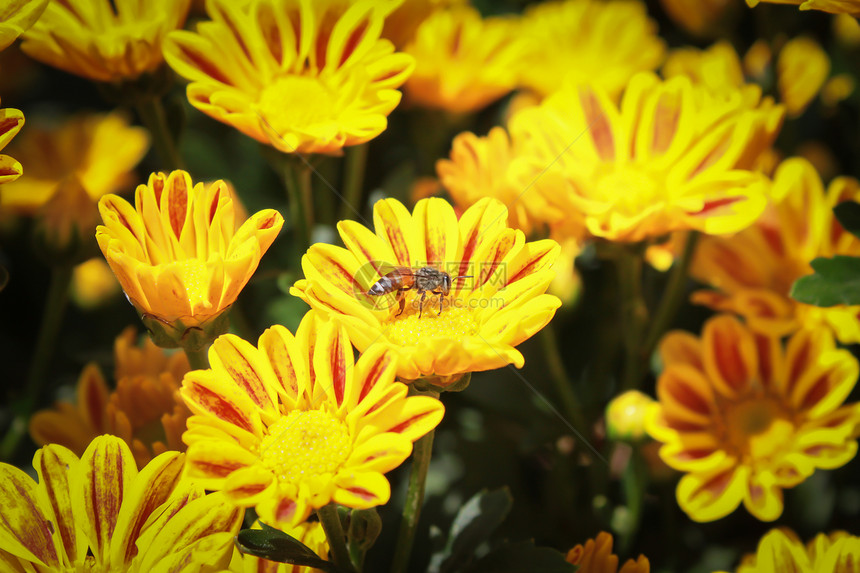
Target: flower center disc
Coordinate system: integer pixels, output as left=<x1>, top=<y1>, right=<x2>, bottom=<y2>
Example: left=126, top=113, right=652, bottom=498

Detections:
left=593, top=164, right=662, bottom=214
left=257, top=75, right=337, bottom=134
left=724, top=397, right=794, bottom=462
left=260, top=410, right=352, bottom=485
left=384, top=305, right=478, bottom=346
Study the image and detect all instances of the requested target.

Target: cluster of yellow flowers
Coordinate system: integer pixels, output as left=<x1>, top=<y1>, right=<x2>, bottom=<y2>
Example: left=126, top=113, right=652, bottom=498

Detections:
left=1, top=0, right=859, bottom=571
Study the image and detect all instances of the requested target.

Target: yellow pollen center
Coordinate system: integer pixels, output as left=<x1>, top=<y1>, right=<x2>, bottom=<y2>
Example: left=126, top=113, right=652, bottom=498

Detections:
left=257, top=75, right=337, bottom=133
left=593, top=164, right=663, bottom=214
left=259, top=410, right=352, bottom=485
left=384, top=305, right=478, bottom=347
left=723, top=397, right=795, bottom=463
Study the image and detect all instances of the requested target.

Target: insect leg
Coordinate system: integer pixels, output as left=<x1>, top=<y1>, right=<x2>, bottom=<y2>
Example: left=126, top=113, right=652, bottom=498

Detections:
left=418, top=290, right=427, bottom=319
left=395, top=289, right=408, bottom=316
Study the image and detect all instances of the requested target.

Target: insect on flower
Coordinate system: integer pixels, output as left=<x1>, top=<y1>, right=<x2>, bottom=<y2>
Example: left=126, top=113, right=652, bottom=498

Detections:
left=366, top=265, right=472, bottom=318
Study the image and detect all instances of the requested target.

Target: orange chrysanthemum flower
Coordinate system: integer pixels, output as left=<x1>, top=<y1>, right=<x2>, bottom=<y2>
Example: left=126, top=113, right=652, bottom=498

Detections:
left=508, top=72, right=783, bottom=243
left=403, top=6, right=527, bottom=113
left=647, top=315, right=860, bottom=522
left=692, top=157, right=860, bottom=343
left=180, top=312, right=445, bottom=528
left=566, top=531, right=650, bottom=573
left=0, top=0, right=48, bottom=52
left=0, top=100, right=24, bottom=185
left=20, top=0, right=191, bottom=83
left=163, top=0, right=414, bottom=155
left=29, top=327, right=191, bottom=468
left=291, top=197, right=562, bottom=384
left=0, top=436, right=242, bottom=572
left=731, top=528, right=860, bottom=572
left=746, top=0, right=860, bottom=16
left=516, top=0, right=665, bottom=100
left=96, top=171, right=284, bottom=343
left=0, top=111, right=149, bottom=214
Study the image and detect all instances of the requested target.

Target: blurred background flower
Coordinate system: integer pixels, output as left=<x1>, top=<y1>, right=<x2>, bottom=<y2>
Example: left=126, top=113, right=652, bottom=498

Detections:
left=566, top=531, right=650, bottom=573
left=746, top=0, right=860, bottom=15
left=733, top=527, right=860, bottom=571
left=20, top=0, right=191, bottom=83
left=0, top=101, right=24, bottom=186
left=29, top=326, right=191, bottom=467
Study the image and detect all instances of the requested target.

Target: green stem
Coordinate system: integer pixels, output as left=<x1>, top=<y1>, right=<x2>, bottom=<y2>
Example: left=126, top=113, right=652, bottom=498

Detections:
left=390, top=419, right=437, bottom=573
left=340, top=143, right=369, bottom=223
left=182, top=346, right=210, bottom=371
left=616, top=246, right=648, bottom=392
left=281, top=155, right=315, bottom=254
left=641, top=231, right=699, bottom=363
left=318, top=504, right=355, bottom=573
left=540, top=327, right=589, bottom=442
left=619, top=445, right=647, bottom=555
left=135, top=96, right=184, bottom=170
left=1, top=263, right=73, bottom=461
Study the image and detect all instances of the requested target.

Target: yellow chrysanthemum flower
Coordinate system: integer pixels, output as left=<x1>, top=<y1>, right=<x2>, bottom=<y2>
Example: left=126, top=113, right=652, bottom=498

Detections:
left=746, top=0, right=860, bottom=16
left=606, top=390, right=656, bottom=442
left=647, top=315, right=860, bottom=522
left=290, top=197, right=562, bottom=384
left=663, top=41, right=746, bottom=96
left=731, top=528, right=860, bottom=572
left=0, top=436, right=243, bottom=572
left=657, top=0, right=738, bottom=38
left=180, top=312, right=445, bottom=528
left=163, top=0, right=414, bottom=155
left=30, top=326, right=191, bottom=468
left=20, top=0, right=191, bottom=83
left=403, top=6, right=527, bottom=113
left=566, top=531, right=650, bottom=573
left=508, top=72, right=782, bottom=243
left=226, top=520, right=328, bottom=572
left=71, top=257, right=121, bottom=309
left=437, top=127, right=549, bottom=236
left=692, top=157, right=860, bottom=343
left=381, top=0, right=466, bottom=48
left=0, top=111, right=149, bottom=214
left=0, top=0, right=48, bottom=52
left=0, top=100, right=24, bottom=185
left=516, top=0, right=665, bottom=100
left=96, top=170, right=284, bottom=341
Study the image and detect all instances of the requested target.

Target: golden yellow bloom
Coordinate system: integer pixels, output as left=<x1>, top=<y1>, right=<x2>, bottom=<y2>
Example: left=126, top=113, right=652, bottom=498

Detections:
left=663, top=41, right=745, bottom=96
left=746, top=0, right=860, bottom=15
left=164, top=0, right=414, bottom=155
left=29, top=326, right=191, bottom=468
left=516, top=0, right=665, bottom=100
left=692, top=157, right=860, bottom=343
left=381, top=0, right=466, bottom=48
left=0, top=111, right=149, bottom=214
left=291, top=197, right=562, bottom=383
left=733, top=528, right=860, bottom=572
left=658, top=0, right=738, bottom=38
left=20, top=0, right=190, bottom=83
left=566, top=531, right=650, bottom=573
left=834, top=13, right=860, bottom=47
left=180, top=312, right=445, bottom=528
left=226, top=520, right=328, bottom=573
left=0, top=436, right=242, bottom=572
left=0, top=0, right=48, bottom=52
left=508, top=72, right=782, bottom=243
left=71, top=257, right=121, bottom=309
left=648, top=315, right=860, bottom=522
left=437, top=127, right=548, bottom=236
left=606, top=390, right=656, bottom=442
left=96, top=171, right=284, bottom=341
left=0, top=101, right=24, bottom=185
left=403, top=6, right=527, bottom=113
left=777, top=36, right=830, bottom=117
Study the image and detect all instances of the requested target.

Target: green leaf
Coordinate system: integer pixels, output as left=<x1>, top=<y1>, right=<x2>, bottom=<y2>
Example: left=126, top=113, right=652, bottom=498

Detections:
left=463, top=540, right=578, bottom=573
left=429, top=487, right=513, bottom=573
left=834, top=201, right=860, bottom=240
left=790, top=255, right=860, bottom=306
left=235, top=522, right=339, bottom=572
